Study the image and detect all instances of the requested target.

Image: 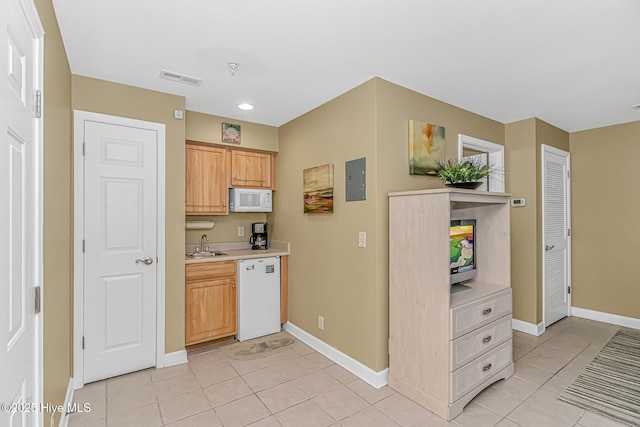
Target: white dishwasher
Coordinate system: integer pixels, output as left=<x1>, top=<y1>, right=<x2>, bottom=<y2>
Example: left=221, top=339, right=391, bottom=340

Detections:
left=237, top=256, right=281, bottom=341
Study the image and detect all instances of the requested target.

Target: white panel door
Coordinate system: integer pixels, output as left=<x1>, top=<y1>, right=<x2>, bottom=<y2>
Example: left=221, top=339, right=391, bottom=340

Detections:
left=83, top=121, right=158, bottom=383
left=0, top=0, right=42, bottom=425
left=542, top=145, right=571, bottom=327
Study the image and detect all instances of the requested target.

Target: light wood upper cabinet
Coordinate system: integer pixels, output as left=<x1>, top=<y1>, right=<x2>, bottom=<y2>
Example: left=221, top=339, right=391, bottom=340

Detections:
left=185, top=261, right=237, bottom=345
left=186, top=142, right=228, bottom=215
left=230, top=149, right=276, bottom=189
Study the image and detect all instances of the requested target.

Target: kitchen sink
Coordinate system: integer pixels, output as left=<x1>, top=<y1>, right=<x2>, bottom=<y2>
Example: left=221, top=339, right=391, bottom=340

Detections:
left=186, top=251, right=228, bottom=258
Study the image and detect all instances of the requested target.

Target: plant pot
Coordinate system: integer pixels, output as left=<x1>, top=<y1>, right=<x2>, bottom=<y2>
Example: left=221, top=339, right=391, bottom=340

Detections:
left=445, top=181, right=483, bottom=190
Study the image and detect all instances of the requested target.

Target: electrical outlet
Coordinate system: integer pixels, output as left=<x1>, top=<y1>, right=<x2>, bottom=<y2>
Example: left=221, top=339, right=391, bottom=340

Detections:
left=238, top=226, right=244, bottom=237
left=358, top=231, right=366, bottom=248
left=318, top=315, right=324, bottom=330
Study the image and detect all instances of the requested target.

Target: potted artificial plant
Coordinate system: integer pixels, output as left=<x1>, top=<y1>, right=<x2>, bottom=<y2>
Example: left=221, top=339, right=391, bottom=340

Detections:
left=434, top=158, right=496, bottom=189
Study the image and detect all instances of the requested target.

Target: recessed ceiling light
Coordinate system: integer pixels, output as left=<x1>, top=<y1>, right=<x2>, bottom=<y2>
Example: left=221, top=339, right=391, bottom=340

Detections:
left=238, top=103, right=254, bottom=111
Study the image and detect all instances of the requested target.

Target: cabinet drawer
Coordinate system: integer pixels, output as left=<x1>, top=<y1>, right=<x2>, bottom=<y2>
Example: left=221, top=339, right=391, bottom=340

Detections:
left=450, top=340, right=512, bottom=402
left=450, top=315, right=512, bottom=371
left=186, top=261, right=237, bottom=281
left=450, top=288, right=511, bottom=339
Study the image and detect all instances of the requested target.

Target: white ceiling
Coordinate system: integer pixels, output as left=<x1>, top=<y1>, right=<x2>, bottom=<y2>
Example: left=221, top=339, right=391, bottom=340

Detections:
left=52, top=0, right=640, bottom=132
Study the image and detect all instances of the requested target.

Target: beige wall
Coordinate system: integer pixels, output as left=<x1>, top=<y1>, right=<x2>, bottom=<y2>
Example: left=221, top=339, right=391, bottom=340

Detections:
left=72, top=76, right=187, bottom=353
left=374, top=79, right=505, bottom=369
left=505, top=118, right=570, bottom=325
left=505, top=119, right=538, bottom=324
left=274, top=78, right=505, bottom=371
left=570, top=121, right=640, bottom=319
left=186, top=110, right=279, bottom=152
left=275, top=79, right=380, bottom=369
left=185, top=213, right=267, bottom=244
left=36, top=0, right=72, bottom=422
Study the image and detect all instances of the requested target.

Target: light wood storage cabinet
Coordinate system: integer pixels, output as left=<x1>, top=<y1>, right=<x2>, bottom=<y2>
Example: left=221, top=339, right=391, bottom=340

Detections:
left=230, top=148, right=276, bottom=189
left=388, top=189, right=514, bottom=421
left=185, top=142, right=228, bottom=215
left=185, top=261, right=237, bottom=345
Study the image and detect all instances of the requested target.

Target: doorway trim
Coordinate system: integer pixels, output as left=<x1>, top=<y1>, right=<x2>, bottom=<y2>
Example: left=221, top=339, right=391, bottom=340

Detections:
left=458, top=134, right=505, bottom=192
left=73, top=110, right=166, bottom=388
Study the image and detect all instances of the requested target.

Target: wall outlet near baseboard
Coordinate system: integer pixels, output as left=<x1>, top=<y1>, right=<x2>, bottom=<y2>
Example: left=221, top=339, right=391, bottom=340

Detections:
left=318, top=315, right=325, bottom=330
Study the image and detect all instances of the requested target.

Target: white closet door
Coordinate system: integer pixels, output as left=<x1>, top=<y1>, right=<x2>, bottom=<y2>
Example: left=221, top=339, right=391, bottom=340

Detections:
left=542, top=145, right=571, bottom=327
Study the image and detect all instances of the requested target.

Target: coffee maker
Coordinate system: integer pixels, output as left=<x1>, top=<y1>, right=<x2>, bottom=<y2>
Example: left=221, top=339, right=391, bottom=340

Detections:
left=249, top=222, right=268, bottom=250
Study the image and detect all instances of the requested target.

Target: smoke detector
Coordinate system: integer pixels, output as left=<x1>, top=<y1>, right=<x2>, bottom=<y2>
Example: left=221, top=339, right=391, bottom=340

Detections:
left=159, top=70, right=203, bottom=87
left=227, top=61, right=239, bottom=76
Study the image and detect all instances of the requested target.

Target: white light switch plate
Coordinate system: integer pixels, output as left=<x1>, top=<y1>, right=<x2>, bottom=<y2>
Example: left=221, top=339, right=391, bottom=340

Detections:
left=358, top=232, right=366, bottom=248
left=238, top=226, right=244, bottom=237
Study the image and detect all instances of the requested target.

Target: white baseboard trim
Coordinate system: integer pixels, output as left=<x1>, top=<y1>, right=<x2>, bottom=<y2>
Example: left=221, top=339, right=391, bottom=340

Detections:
left=58, top=377, right=74, bottom=427
left=571, top=307, right=640, bottom=330
left=283, top=322, right=389, bottom=389
left=512, top=318, right=545, bottom=336
left=164, top=350, right=188, bottom=367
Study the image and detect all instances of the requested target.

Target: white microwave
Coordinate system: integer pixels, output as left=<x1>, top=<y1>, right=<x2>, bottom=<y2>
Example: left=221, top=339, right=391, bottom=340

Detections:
left=229, top=188, right=272, bottom=212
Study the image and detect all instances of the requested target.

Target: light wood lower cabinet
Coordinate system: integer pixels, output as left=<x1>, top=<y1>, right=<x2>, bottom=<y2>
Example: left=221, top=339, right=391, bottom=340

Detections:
left=280, top=255, right=288, bottom=323
left=185, top=256, right=289, bottom=346
left=185, top=261, right=237, bottom=345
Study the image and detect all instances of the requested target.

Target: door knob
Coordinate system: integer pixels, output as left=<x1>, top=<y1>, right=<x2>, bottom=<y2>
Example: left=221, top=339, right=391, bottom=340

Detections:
left=136, top=257, right=154, bottom=265
left=545, top=245, right=555, bottom=251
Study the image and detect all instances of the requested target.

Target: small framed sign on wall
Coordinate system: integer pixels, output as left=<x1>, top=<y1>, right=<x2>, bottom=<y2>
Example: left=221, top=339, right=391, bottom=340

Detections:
left=222, top=122, right=241, bottom=144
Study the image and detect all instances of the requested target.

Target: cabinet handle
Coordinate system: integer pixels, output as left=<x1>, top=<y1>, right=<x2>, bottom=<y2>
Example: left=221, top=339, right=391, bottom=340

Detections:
left=233, top=176, right=237, bottom=181
left=482, top=363, right=493, bottom=372
left=232, top=284, right=235, bottom=288
left=482, top=336, right=492, bottom=344
left=482, top=308, right=492, bottom=315
left=223, top=203, right=226, bottom=207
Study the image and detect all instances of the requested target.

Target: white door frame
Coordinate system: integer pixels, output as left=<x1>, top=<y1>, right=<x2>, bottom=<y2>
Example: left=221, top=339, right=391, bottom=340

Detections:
left=0, top=0, right=45, bottom=427
left=73, top=110, right=166, bottom=389
left=541, top=144, right=571, bottom=327
left=458, top=134, right=505, bottom=193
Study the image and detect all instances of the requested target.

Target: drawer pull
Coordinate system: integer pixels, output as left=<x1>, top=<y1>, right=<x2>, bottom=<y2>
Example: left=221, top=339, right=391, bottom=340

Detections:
left=482, top=363, right=493, bottom=372
left=482, top=308, right=492, bottom=315
left=482, top=335, right=492, bottom=344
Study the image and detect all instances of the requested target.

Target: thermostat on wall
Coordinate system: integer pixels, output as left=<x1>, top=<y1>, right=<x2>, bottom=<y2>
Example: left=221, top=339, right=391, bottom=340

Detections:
left=511, top=198, right=526, bottom=207
left=173, top=109, right=184, bottom=120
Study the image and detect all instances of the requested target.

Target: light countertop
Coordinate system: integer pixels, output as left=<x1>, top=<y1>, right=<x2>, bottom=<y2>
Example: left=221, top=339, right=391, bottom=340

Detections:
left=185, top=240, right=289, bottom=264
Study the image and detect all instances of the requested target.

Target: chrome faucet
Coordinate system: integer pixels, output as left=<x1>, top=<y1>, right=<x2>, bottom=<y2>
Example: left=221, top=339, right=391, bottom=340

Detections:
left=200, top=234, right=209, bottom=253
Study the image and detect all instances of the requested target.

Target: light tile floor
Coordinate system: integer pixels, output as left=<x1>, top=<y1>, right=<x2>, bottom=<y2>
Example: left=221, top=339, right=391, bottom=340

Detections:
left=68, top=317, right=628, bottom=427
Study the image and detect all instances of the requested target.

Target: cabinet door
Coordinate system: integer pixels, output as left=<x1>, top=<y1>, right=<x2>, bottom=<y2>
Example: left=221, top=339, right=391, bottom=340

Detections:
left=185, top=276, right=237, bottom=345
left=230, top=149, right=273, bottom=189
left=186, top=144, right=228, bottom=214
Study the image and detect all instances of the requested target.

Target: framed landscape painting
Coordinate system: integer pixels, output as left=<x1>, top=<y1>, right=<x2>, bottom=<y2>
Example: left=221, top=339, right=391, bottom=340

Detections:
left=303, top=163, right=334, bottom=213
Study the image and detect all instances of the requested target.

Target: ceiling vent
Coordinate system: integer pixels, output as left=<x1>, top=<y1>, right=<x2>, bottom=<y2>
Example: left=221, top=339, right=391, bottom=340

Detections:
left=159, top=69, right=203, bottom=87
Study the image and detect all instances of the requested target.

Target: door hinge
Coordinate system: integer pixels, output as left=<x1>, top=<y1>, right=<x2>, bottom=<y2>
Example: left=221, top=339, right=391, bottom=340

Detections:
left=83, top=142, right=86, bottom=156
left=568, top=228, right=571, bottom=237
left=82, top=239, right=85, bottom=253
left=567, top=170, right=570, bottom=179
left=34, top=90, right=42, bottom=118
left=82, top=336, right=85, bottom=350
left=34, top=286, right=41, bottom=313
left=568, top=286, right=571, bottom=294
